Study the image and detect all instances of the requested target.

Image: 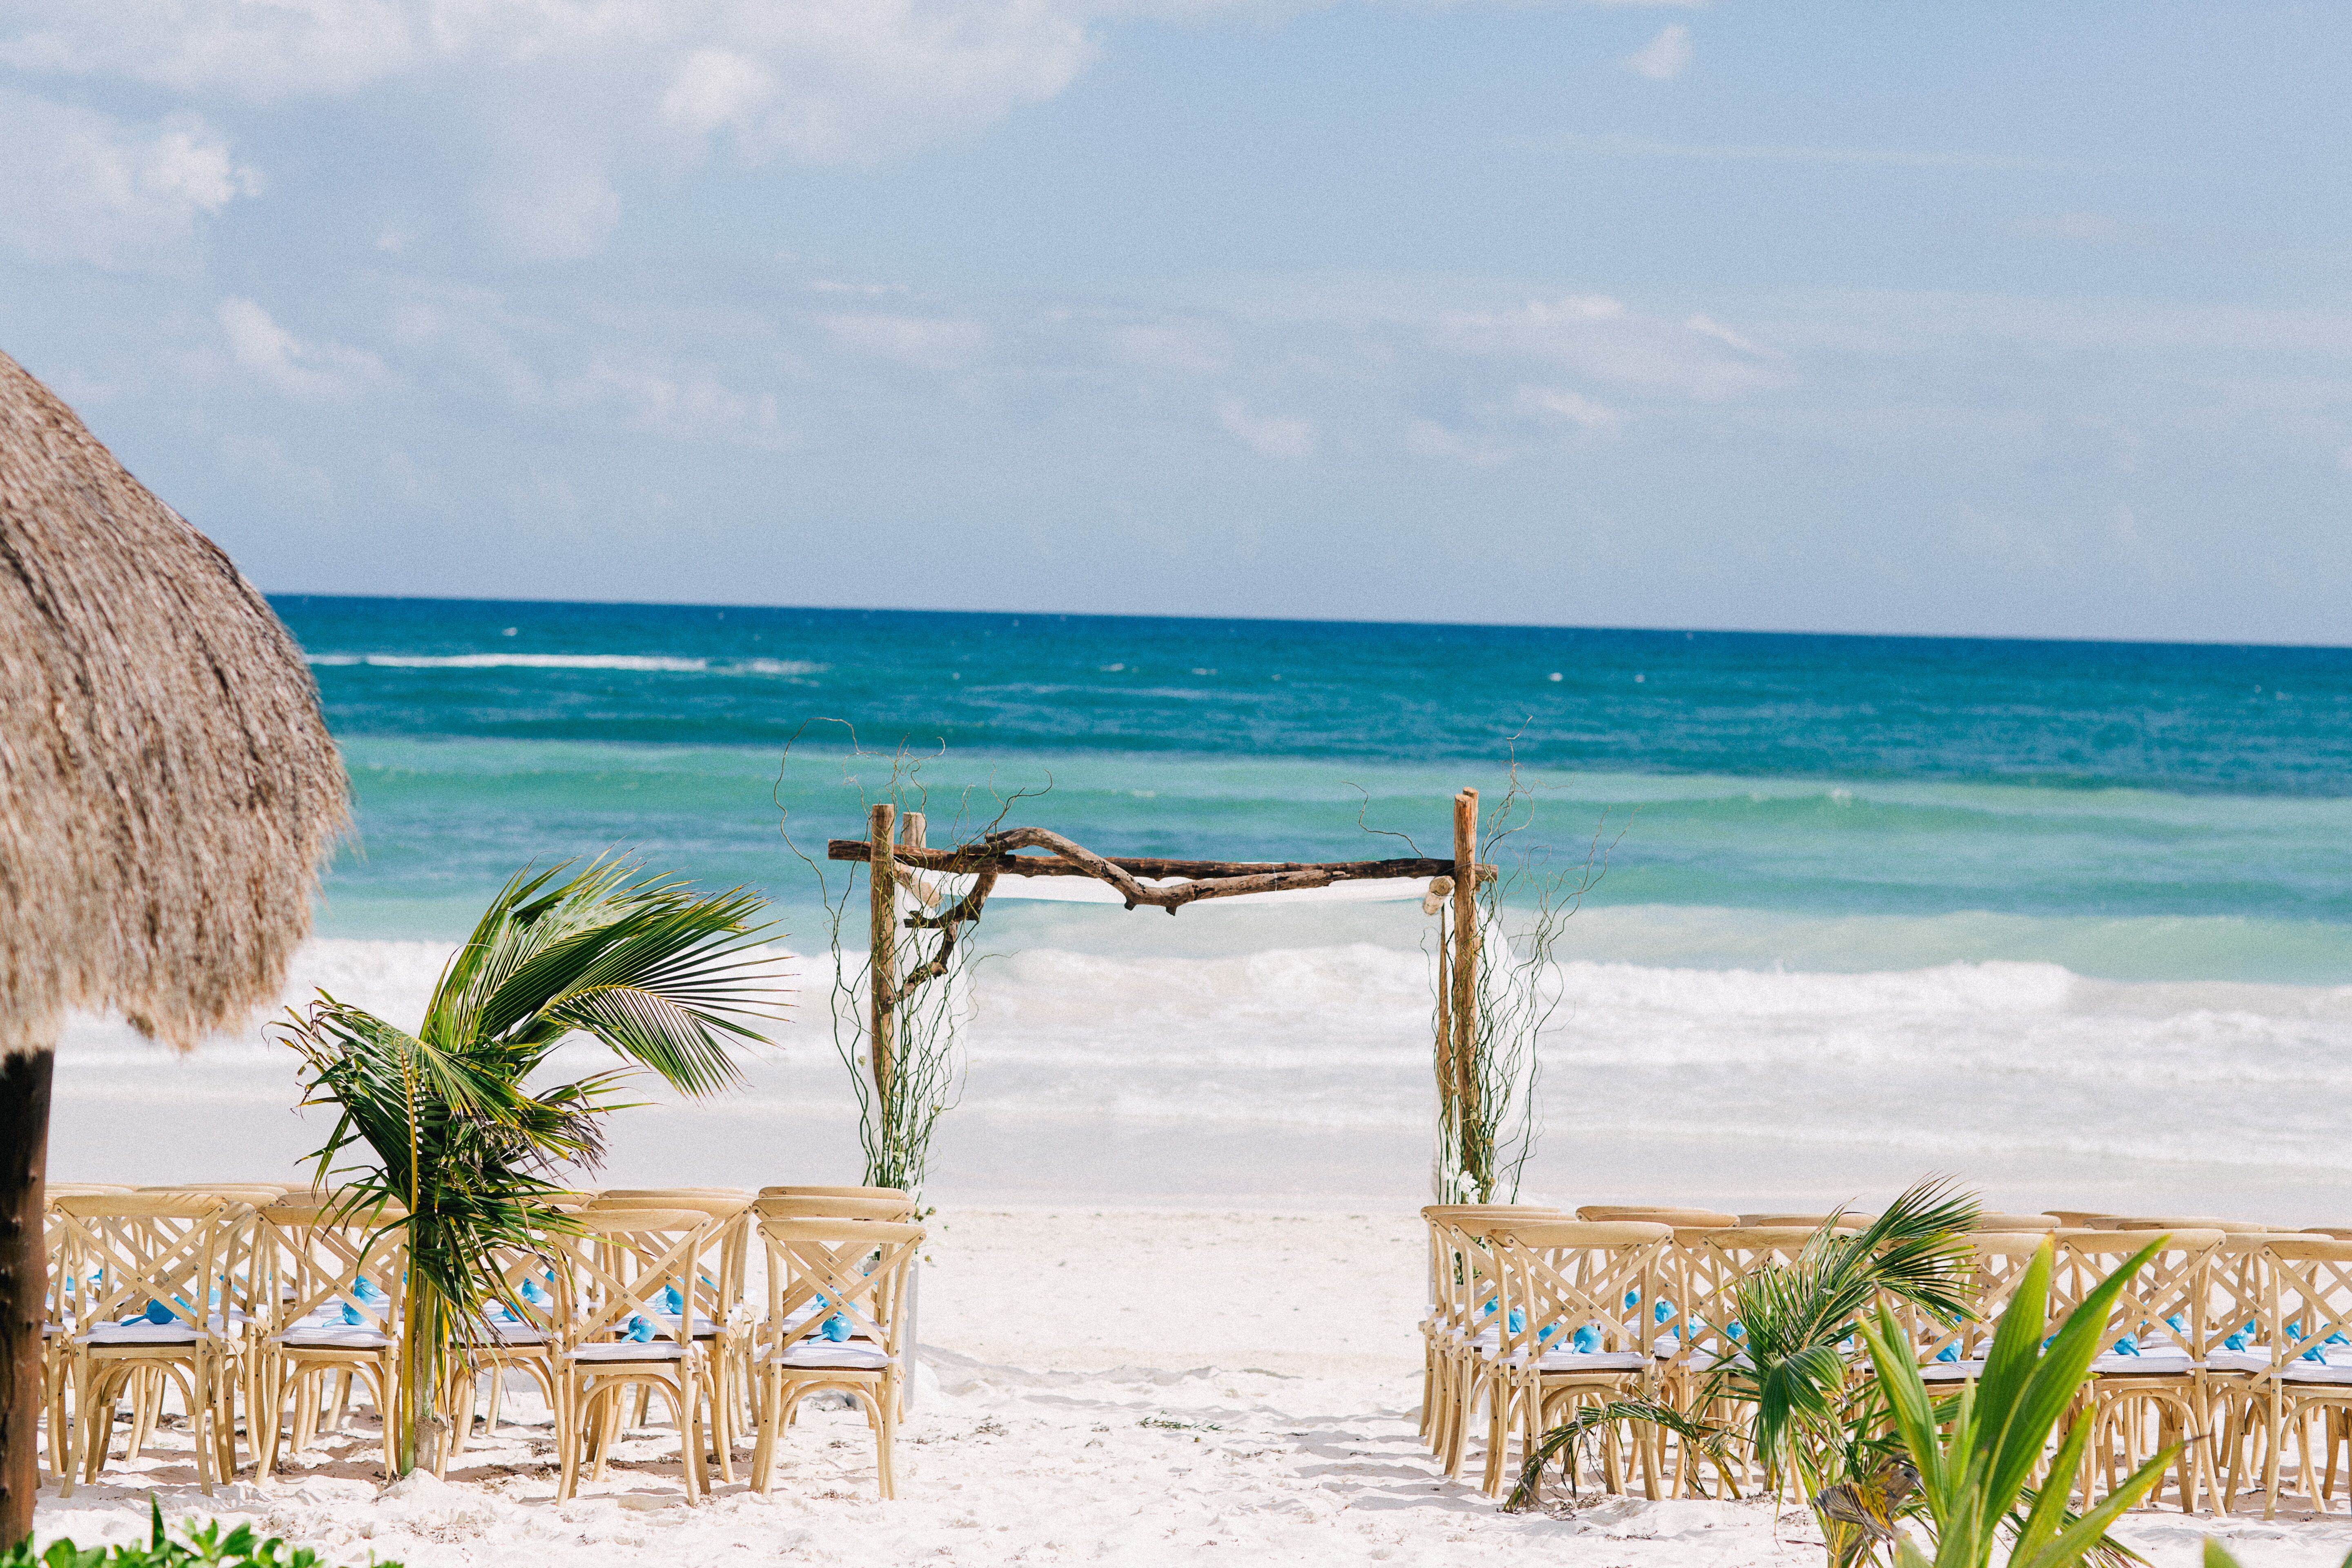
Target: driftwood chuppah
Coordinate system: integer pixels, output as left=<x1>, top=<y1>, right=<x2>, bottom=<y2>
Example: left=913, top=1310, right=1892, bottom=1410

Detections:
left=829, top=787, right=1501, bottom=1196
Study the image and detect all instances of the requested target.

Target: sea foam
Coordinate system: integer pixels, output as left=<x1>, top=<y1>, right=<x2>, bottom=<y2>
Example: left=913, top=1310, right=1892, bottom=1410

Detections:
left=48, top=935, right=2352, bottom=1192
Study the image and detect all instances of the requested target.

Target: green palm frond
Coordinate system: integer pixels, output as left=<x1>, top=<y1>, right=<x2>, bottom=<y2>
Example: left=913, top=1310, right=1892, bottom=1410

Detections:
left=1505, top=1399, right=1740, bottom=1513
left=272, top=854, right=780, bottom=1476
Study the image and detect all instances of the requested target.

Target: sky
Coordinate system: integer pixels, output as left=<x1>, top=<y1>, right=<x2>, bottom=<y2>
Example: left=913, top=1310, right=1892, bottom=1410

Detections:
left=2, top=0, right=2349, bottom=644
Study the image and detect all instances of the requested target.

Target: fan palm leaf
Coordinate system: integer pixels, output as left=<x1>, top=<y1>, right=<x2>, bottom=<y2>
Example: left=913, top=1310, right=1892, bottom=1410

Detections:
left=276, top=855, right=782, bottom=1474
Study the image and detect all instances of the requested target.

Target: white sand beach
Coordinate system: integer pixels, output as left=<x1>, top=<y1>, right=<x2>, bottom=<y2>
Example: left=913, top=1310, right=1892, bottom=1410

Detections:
left=34, top=1208, right=2352, bottom=1567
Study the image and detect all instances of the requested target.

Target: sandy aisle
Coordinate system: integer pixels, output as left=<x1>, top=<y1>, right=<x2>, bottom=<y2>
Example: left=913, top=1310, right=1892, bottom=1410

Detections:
left=34, top=1209, right=2352, bottom=1566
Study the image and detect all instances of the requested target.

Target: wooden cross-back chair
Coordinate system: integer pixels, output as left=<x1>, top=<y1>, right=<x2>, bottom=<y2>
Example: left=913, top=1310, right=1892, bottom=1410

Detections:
left=249, top=1199, right=407, bottom=1479
left=446, top=1235, right=567, bottom=1470
left=1481, top=1218, right=1671, bottom=1500
left=2052, top=1228, right=2223, bottom=1515
left=549, top=1208, right=722, bottom=1504
left=51, top=1194, right=254, bottom=1494
left=749, top=1215, right=924, bottom=1500
left=1648, top=1225, right=1823, bottom=1497
left=1417, top=1205, right=1559, bottom=1477
left=2204, top=1230, right=2296, bottom=1513
left=585, top=1191, right=755, bottom=1456
left=2242, top=1237, right=2352, bottom=1519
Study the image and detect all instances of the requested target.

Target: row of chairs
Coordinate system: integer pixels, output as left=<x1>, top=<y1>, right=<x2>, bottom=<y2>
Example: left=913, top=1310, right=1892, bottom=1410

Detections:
left=1423, top=1201, right=2352, bottom=1518
left=40, top=1180, right=926, bottom=1501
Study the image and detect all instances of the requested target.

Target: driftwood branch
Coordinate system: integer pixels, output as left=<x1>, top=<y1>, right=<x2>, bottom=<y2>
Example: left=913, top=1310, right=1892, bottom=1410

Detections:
left=829, top=839, right=1494, bottom=912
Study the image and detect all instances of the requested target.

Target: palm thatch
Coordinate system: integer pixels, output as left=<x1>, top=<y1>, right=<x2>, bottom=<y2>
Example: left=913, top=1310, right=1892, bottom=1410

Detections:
left=0, top=346, right=347, bottom=1054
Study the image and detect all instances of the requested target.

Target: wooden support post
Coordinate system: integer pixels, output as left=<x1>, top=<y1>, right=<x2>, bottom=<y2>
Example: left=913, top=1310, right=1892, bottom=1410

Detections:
left=0, top=1045, right=51, bottom=1544
left=868, top=802, right=898, bottom=1110
left=895, top=808, right=927, bottom=1418
left=1450, top=789, right=1479, bottom=1185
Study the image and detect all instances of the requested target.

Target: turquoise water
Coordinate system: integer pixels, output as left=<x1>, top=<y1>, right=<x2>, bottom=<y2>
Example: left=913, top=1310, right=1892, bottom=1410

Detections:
left=54, top=596, right=2352, bottom=1205
left=278, top=597, right=2352, bottom=984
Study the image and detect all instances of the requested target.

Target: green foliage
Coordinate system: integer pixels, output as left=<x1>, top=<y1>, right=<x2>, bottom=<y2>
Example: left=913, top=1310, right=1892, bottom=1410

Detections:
left=276, top=856, right=778, bottom=1473
left=1858, top=1235, right=2171, bottom=1568
left=1507, top=1179, right=1978, bottom=1534
left=3, top=1498, right=398, bottom=1567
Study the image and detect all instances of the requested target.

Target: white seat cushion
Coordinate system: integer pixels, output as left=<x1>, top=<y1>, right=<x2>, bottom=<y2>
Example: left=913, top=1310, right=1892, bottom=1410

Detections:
left=645, top=1312, right=723, bottom=1339
left=82, top=1323, right=198, bottom=1345
left=2092, top=1352, right=2194, bottom=1375
left=463, top=1323, right=550, bottom=1346
left=768, top=1342, right=890, bottom=1371
left=1532, top=1350, right=1649, bottom=1374
left=276, top=1326, right=392, bottom=1350
left=2206, top=1348, right=2272, bottom=1374
left=570, top=1341, right=690, bottom=1363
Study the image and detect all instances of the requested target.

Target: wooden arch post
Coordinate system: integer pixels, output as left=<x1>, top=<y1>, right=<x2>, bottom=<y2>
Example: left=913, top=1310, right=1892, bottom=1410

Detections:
left=1449, top=788, right=1479, bottom=1193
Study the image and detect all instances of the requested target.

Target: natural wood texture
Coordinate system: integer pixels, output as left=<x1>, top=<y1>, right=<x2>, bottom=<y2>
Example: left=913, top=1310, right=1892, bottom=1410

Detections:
left=830, top=840, right=1474, bottom=885
left=0, top=1049, right=48, bottom=1538
left=1448, top=789, right=1480, bottom=1163
left=867, top=804, right=897, bottom=1111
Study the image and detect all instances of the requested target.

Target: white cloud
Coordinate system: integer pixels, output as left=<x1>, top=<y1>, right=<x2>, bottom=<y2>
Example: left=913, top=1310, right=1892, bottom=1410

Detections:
left=1112, top=322, right=1230, bottom=373
left=1439, top=296, right=1778, bottom=401
left=216, top=298, right=384, bottom=401
left=822, top=312, right=990, bottom=370
left=0, top=1, right=1103, bottom=258
left=1218, top=399, right=1316, bottom=459
left=0, top=90, right=258, bottom=270
left=1515, top=386, right=1622, bottom=434
left=1626, top=23, right=1692, bottom=80
left=1405, top=419, right=1511, bottom=467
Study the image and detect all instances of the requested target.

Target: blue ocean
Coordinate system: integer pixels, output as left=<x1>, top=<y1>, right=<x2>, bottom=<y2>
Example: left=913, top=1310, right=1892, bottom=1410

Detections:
left=56, top=596, right=2352, bottom=1209
left=283, top=595, right=2352, bottom=982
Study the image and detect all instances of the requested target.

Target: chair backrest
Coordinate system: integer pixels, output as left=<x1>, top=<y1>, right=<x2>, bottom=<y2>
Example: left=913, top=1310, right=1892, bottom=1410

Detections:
left=255, top=1202, right=406, bottom=1337
left=1421, top=1206, right=1562, bottom=1338
left=139, top=1183, right=290, bottom=1200
left=1486, top=1220, right=1670, bottom=1366
left=759, top=1185, right=909, bottom=1201
left=2306, top=1227, right=2352, bottom=1242
left=1737, top=1212, right=1874, bottom=1229
left=1908, top=1233, right=2050, bottom=1363
left=1972, top=1214, right=2060, bottom=1233
left=1577, top=1205, right=1736, bottom=1227
left=548, top=1208, right=717, bottom=1348
left=597, top=1188, right=751, bottom=1203
left=585, top=1194, right=751, bottom=1325
left=755, top=1195, right=918, bottom=1223
left=2054, top=1229, right=2223, bottom=1358
left=2258, top=1238, right=2352, bottom=1370
left=44, top=1184, right=134, bottom=1199
left=2042, top=1211, right=2111, bottom=1227
left=756, top=1216, right=924, bottom=1362
left=2089, top=1214, right=2268, bottom=1232
left=51, top=1194, right=253, bottom=1334
left=586, top=1193, right=749, bottom=1220
left=1671, top=1227, right=1824, bottom=1365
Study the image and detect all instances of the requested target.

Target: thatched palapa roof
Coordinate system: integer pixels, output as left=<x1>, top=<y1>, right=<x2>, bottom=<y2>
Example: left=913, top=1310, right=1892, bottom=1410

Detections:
left=0, top=348, right=347, bottom=1052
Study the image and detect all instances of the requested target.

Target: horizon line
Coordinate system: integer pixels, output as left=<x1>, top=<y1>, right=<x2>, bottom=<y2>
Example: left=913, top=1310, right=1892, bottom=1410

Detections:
left=258, top=590, right=2352, bottom=657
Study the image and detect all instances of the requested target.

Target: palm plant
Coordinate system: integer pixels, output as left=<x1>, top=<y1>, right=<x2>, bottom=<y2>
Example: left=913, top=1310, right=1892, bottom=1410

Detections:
left=278, top=859, right=782, bottom=1475
left=1857, top=1234, right=2169, bottom=1567
left=1508, top=1179, right=1979, bottom=1544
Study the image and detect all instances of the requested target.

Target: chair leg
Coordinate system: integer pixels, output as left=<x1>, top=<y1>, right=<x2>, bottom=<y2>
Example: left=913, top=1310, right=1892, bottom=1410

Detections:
left=875, top=1379, right=898, bottom=1500
left=681, top=1379, right=706, bottom=1505
left=751, top=1369, right=778, bottom=1493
